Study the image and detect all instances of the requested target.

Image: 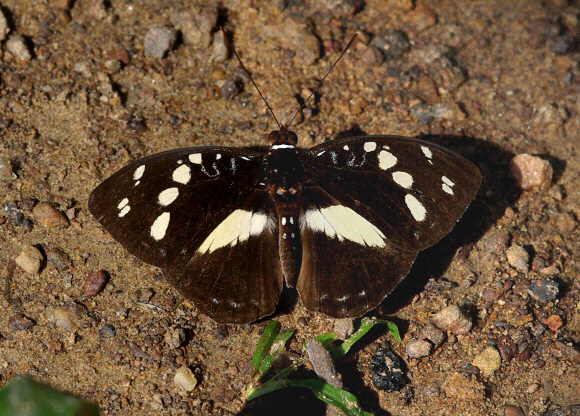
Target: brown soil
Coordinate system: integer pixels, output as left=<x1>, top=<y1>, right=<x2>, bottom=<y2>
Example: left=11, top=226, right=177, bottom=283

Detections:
left=1, top=0, right=579, bottom=415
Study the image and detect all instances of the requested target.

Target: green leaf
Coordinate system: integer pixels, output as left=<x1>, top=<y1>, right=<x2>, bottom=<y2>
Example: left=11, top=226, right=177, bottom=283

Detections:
left=251, top=321, right=281, bottom=372
left=0, top=376, right=100, bottom=416
left=329, top=318, right=401, bottom=360
left=256, top=330, right=294, bottom=380
left=285, top=379, right=372, bottom=416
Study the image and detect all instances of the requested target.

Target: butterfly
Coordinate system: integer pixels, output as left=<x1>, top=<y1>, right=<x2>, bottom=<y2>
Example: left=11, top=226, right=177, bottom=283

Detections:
left=89, top=123, right=481, bottom=323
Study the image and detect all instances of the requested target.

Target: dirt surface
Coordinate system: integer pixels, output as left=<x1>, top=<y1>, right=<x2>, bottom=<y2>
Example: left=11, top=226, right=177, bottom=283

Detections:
left=1, top=0, right=580, bottom=415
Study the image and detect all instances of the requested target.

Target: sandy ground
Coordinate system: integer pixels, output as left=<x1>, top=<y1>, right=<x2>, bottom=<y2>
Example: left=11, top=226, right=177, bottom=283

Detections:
left=1, top=0, right=579, bottom=415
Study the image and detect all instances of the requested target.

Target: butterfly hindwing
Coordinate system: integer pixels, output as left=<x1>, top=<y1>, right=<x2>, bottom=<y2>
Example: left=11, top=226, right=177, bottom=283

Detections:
left=89, top=147, right=284, bottom=323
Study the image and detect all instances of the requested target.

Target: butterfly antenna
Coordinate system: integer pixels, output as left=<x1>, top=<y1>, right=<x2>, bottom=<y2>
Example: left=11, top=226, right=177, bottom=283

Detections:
left=288, top=33, right=358, bottom=127
left=220, top=27, right=282, bottom=130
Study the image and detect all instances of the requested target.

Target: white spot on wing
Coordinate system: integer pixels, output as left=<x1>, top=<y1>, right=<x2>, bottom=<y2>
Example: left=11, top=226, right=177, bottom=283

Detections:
left=421, top=146, right=434, bottom=164
left=118, top=205, right=130, bottom=217
left=343, top=145, right=349, bottom=150
left=118, top=198, right=129, bottom=210
left=405, top=194, right=426, bottom=222
left=337, top=295, right=350, bottom=302
left=216, top=154, right=222, bottom=160
left=301, top=205, right=385, bottom=247
left=151, top=212, right=171, bottom=240
left=317, top=151, right=326, bottom=157
left=133, top=165, right=145, bottom=181
left=442, top=176, right=454, bottom=187
left=158, top=187, right=179, bottom=206
left=379, top=150, right=397, bottom=170
left=134, top=180, right=140, bottom=187
left=443, top=184, right=454, bottom=195
left=364, top=142, right=377, bottom=152
left=197, top=210, right=272, bottom=254
left=392, top=171, right=413, bottom=189
left=272, top=144, right=295, bottom=149
left=189, top=153, right=202, bottom=164
left=172, top=164, right=191, bottom=184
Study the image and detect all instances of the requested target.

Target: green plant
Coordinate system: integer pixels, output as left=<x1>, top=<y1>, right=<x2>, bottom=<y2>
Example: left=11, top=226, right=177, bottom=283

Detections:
left=246, top=318, right=401, bottom=416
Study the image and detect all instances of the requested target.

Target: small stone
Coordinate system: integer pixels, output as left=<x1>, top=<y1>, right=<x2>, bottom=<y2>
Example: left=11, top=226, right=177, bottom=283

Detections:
left=170, top=6, right=217, bottom=48
left=554, top=341, right=580, bottom=363
left=333, top=318, right=355, bottom=340
left=44, top=307, right=73, bottom=330
left=360, top=45, right=384, bottom=67
left=0, top=8, right=9, bottom=42
left=509, top=154, right=553, bottom=190
left=431, top=305, right=472, bottom=335
left=472, top=346, right=501, bottom=376
left=555, top=212, right=577, bottom=233
left=6, top=34, right=32, bottom=61
left=497, top=336, right=517, bottom=362
left=9, top=314, right=36, bottom=330
left=99, top=324, right=116, bottom=338
left=0, top=156, right=17, bottom=180
left=165, top=327, right=186, bottom=349
left=502, top=404, right=524, bottom=416
left=219, top=79, right=240, bottom=99
left=418, top=324, right=446, bottom=350
left=416, top=75, right=440, bottom=104
left=406, top=339, right=432, bottom=358
left=33, top=202, right=69, bottom=228
left=144, top=25, right=177, bottom=59
left=548, top=34, right=577, bottom=55
left=307, top=340, right=342, bottom=387
left=505, top=244, right=529, bottom=271
left=484, top=231, right=510, bottom=254
left=526, top=382, right=540, bottom=394
left=371, top=30, right=411, bottom=60
left=411, top=102, right=466, bottom=124
left=441, top=372, right=484, bottom=400
left=15, top=245, right=44, bottom=274
left=533, top=103, right=567, bottom=127
left=174, top=366, right=198, bottom=392
left=45, top=245, right=71, bottom=270
left=83, top=270, right=108, bottom=296
left=211, top=30, right=229, bottom=63
left=265, top=18, right=320, bottom=65
left=543, top=315, right=563, bottom=331
left=528, top=278, right=559, bottom=302
left=370, top=348, right=405, bottom=392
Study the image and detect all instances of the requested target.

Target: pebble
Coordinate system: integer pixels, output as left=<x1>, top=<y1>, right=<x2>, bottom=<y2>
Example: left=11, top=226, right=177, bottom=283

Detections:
left=484, top=231, right=510, bottom=254
left=554, top=341, right=580, bottom=363
left=526, top=382, right=540, bottom=394
left=333, top=318, right=355, bottom=340
left=441, top=372, right=484, bottom=400
left=44, top=245, right=72, bottom=270
left=33, top=202, right=70, bottom=228
left=406, top=339, right=432, bottom=358
left=371, top=30, right=411, bottom=60
left=548, top=34, right=577, bottom=55
left=497, top=336, right=517, bottom=362
left=505, top=244, right=529, bottom=271
left=472, top=346, right=501, bottom=376
left=6, top=34, right=32, bottom=61
left=411, top=103, right=466, bottom=124
left=165, top=326, right=186, bottom=349
left=533, top=103, right=567, bottom=127
left=543, top=315, right=563, bottom=331
left=211, top=30, right=228, bottom=63
left=265, top=18, right=320, bottom=65
left=44, top=307, right=73, bottom=330
left=0, top=8, right=9, bottom=42
left=0, top=155, right=17, bottom=180
left=528, top=278, right=559, bottom=302
left=369, top=348, right=405, bottom=392
left=555, top=212, right=577, bottom=233
left=15, top=245, right=44, bottom=274
left=360, top=44, right=383, bottom=67
left=418, top=324, right=446, bottom=350
left=99, top=324, right=116, bottom=338
left=144, top=25, right=177, bottom=58
left=431, top=305, right=473, bottom=335
left=307, top=340, right=342, bottom=387
left=9, top=314, right=36, bottom=330
left=509, top=154, right=553, bottom=190
left=170, top=6, right=217, bottom=48
left=83, top=270, right=108, bottom=296
left=502, top=404, right=524, bottom=416
left=174, top=366, right=198, bottom=392
left=219, top=79, right=240, bottom=99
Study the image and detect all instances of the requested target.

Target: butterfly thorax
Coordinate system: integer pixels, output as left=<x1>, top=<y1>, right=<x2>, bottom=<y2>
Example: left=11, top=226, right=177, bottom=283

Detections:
left=263, top=128, right=304, bottom=285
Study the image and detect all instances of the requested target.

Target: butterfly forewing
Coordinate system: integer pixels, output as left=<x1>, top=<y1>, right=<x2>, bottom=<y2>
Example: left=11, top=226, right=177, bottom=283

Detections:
left=89, top=147, right=285, bottom=323
left=303, top=135, right=481, bottom=251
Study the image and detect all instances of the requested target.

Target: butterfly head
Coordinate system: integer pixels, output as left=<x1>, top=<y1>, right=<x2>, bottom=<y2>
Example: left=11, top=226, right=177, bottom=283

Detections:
left=268, top=127, right=298, bottom=147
